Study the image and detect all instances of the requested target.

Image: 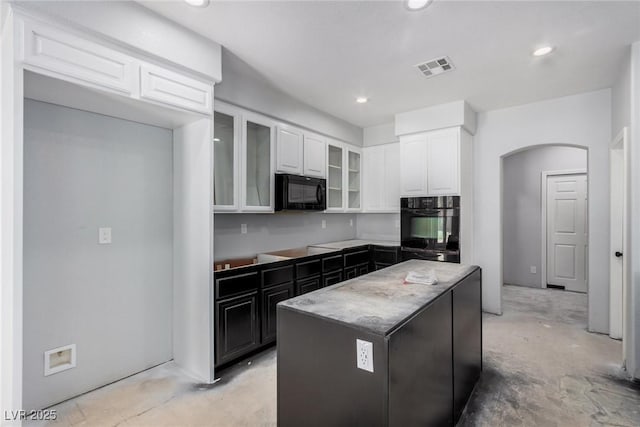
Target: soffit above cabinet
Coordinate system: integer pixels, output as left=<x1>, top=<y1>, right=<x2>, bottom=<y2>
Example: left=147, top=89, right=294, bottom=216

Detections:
left=395, top=100, right=477, bottom=137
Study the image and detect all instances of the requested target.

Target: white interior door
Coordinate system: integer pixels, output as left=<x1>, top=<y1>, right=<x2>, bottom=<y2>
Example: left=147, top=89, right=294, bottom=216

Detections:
left=610, top=129, right=629, bottom=341
left=546, top=173, right=588, bottom=293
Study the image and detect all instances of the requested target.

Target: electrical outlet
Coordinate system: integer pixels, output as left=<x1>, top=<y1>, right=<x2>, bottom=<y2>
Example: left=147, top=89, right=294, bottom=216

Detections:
left=98, top=227, right=112, bottom=244
left=322, top=220, right=326, bottom=229
left=530, top=266, right=537, bottom=274
left=356, top=339, right=373, bottom=372
left=241, top=224, right=247, bottom=234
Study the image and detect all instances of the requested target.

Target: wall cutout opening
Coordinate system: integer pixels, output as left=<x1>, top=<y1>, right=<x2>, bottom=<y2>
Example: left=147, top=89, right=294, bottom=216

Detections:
left=44, top=344, right=76, bottom=376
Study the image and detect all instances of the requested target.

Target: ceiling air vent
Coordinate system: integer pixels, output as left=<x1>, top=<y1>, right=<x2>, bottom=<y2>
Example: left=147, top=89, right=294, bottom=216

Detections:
left=415, top=56, right=454, bottom=78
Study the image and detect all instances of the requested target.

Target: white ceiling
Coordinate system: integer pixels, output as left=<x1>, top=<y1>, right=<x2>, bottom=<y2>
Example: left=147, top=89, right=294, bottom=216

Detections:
left=141, top=1, right=640, bottom=128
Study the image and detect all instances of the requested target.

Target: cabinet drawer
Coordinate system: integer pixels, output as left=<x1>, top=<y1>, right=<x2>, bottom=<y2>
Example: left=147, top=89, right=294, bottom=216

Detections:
left=261, top=283, right=295, bottom=344
left=296, top=276, right=321, bottom=296
left=140, top=64, right=212, bottom=114
left=322, top=254, right=343, bottom=273
left=296, top=259, right=321, bottom=280
left=323, top=271, right=343, bottom=287
left=344, top=248, right=370, bottom=268
left=22, top=20, right=136, bottom=95
left=262, top=264, right=294, bottom=288
left=215, top=271, right=259, bottom=300
left=344, top=266, right=357, bottom=280
left=215, top=293, right=259, bottom=366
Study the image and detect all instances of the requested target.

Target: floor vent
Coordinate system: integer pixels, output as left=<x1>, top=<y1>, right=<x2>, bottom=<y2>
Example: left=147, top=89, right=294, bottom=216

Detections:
left=415, top=56, right=455, bottom=78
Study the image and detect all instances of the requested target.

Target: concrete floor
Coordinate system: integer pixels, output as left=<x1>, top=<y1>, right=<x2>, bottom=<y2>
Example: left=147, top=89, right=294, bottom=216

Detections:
left=29, top=285, right=640, bottom=427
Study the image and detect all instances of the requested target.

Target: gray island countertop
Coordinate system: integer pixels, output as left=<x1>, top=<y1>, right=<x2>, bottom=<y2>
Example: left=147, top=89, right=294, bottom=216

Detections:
left=279, top=259, right=479, bottom=336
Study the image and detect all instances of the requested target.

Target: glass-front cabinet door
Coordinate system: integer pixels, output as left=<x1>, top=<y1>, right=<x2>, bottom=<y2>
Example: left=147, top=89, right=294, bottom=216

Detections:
left=346, top=146, right=362, bottom=211
left=213, top=105, right=241, bottom=211
left=326, top=141, right=344, bottom=211
left=242, top=113, right=274, bottom=212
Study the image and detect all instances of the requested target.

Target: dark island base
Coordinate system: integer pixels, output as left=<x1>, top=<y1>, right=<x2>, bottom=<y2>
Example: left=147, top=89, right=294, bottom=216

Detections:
left=277, top=268, right=482, bottom=427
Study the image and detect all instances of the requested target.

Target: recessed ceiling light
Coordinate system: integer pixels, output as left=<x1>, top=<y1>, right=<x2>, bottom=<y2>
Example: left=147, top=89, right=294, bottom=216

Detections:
left=184, top=0, right=210, bottom=7
left=356, top=97, right=368, bottom=104
left=533, top=46, right=554, bottom=57
left=405, top=0, right=434, bottom=11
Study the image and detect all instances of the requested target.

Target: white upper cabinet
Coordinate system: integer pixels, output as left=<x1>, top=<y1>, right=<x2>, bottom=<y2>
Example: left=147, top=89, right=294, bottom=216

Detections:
left=213, top=104, right=241, bottom=211
left=400, top=134, right=429, bottom=196
left=385, top=145, right=401, bottom=210
left=22, top=20, right=137, bottom=95
left=213, top=103, right=276, bottom=213
left=20, top=19, right=213, bottom=116
left=242, top=113, right=275, bottom=212
left=303, top=134, right=326, bottom=178
left=426, top=128, right=459, bottom=195
left=140, top=64, right=213, bottom=115
left=363, top=143, right=400, bottom=212
left=400, top=127, right=463, bottom=197
left=276, top=125, right=304, bottom=174
left=326, top=140, right=345, bottom=212
left=276, top=126, right=327, bottom=177
left=346, top=146, right=362, bottom=211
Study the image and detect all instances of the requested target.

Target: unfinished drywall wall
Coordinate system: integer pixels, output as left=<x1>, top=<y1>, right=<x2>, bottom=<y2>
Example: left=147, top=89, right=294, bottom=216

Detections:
left=23, top=100, right=173, bottom=409
left=474, top=89, right=611, bottom=334
left=356, top=213, right=400, bottom=242
left=503, top=146, right=587, bottom=288
left=214, top=213, right=356, bottom=260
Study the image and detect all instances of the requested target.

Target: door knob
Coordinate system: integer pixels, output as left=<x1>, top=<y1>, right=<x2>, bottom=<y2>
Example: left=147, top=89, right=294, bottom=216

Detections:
left=615, top=251, right=623, bottom=258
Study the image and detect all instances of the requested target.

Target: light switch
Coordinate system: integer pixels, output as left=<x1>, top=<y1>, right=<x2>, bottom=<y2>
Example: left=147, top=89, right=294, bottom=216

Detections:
left=349, top=219, right=353, bottom=227
left=241, top=224, right=247, bottom=234
left=98, top=227, right=112, bottom=244
left=322, top=220, right=327, bottom=229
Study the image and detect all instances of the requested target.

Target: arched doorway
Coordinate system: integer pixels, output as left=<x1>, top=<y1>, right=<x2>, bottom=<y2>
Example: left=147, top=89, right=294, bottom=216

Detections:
left=501, top=145, right=589, bottom=325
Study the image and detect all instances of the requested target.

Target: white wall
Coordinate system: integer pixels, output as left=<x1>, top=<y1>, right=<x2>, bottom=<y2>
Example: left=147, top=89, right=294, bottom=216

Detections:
left=23, top=100, right=173, bottom=409
left=628, top=41, right=640, bottom=379
left=214, top=213, right=357, bottom=260
left=503, top=146, right=587, bottom=288
left=363, top=122, right=397, bottom=147
left=612, top=50, right=631, bottom=139
left=474, top=89, right=611, bottom=334
left=216, top=49, right=363, bottom=145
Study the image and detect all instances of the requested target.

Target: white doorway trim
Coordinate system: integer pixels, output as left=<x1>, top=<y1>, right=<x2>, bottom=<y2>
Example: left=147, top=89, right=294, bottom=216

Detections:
left=609, top=127, right=629, bottom=345
left=540, top=168, right=587, bottom=290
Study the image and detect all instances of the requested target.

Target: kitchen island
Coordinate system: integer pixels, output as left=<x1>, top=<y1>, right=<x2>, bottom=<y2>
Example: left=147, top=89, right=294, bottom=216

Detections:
left=277, top=260, right=482, bottom=427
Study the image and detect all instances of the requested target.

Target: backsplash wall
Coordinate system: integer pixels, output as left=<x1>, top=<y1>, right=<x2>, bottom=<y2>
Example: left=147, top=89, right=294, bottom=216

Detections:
left=214, top=213, right=357, bottom=259
left=356, top=213, right=401, bottom=241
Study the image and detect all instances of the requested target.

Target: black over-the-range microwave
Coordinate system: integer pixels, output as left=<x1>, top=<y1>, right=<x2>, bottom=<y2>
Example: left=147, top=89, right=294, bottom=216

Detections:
left=275, top=173, right=327, bottom=211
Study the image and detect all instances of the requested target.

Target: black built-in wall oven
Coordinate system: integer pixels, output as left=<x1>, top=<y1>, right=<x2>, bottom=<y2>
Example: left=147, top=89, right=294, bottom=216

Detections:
left=401, top=196, right=460, bottom=263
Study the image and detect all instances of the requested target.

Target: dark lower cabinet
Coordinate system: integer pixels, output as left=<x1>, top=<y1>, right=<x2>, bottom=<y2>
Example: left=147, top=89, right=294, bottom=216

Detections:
left=323, top=270, right=343, bottom=287
left=452, top=270, right=482, bottom=423
left=261, top=283, right=295, bottom=344
left=297, top=276, right=321, bottom=295
left=215, top=293, right=259, bottom=366
left=215, top=245, right=403, bottom=368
